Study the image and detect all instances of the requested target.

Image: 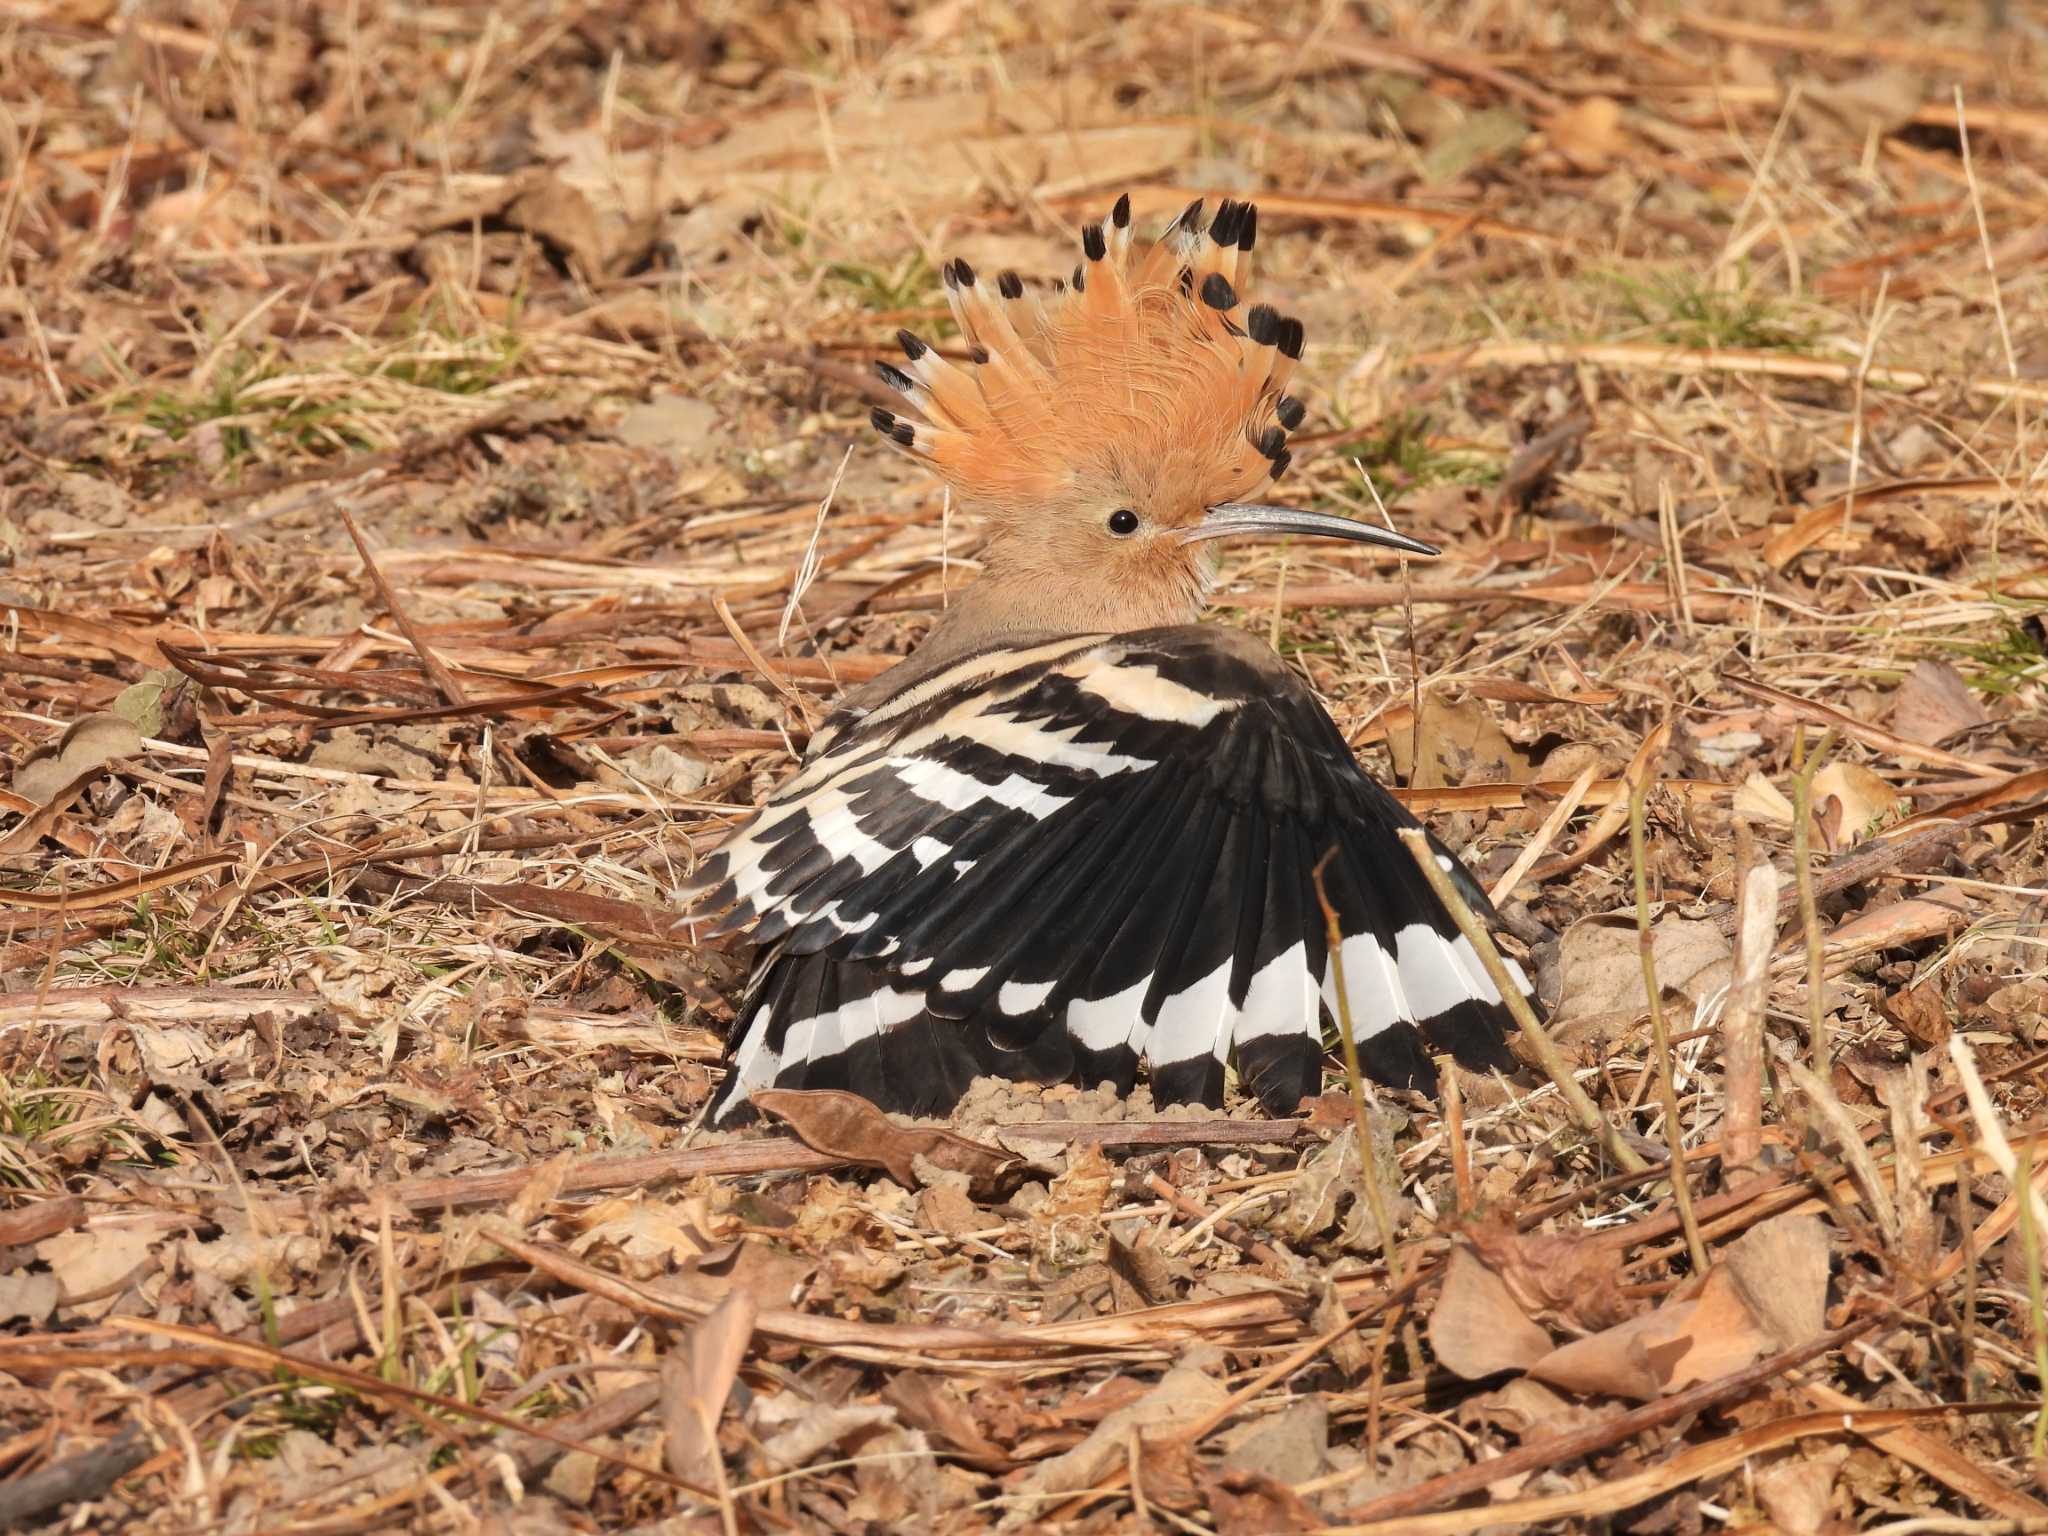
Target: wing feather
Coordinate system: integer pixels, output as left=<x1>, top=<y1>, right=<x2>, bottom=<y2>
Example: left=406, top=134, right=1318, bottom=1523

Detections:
left=700, top=627, right=1532, bottom=1125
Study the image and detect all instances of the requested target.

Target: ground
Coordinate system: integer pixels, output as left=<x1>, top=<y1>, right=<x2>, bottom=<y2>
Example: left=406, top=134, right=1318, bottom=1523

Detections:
left=2, top=1, right=2048, bottom=1532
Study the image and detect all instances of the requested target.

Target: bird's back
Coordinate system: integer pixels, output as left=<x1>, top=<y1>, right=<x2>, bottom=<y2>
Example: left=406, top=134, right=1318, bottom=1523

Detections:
left=692, top=623, right=1529, bottom=1124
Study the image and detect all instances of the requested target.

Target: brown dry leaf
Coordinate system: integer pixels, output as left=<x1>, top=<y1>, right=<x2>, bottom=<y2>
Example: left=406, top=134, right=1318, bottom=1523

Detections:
left=1270, top=1121, right=1409, bottom=1253
left=1429, top=1244, right=1555, bottom=1380
left=505, top=1149, right=576, bottom=1228
left=1042, top=1140, right=1116, bottom=1220
left=1800, top=66, right=1927, bottom=142
left=1420, top=106, right=1530, bottom=184
left=14, top=712, right=144, bottom=804
left=917, top=1181, right=981, bottom=1236
left=1532, top=1262, right=1766, bottom=1400
left=1461, top=1220, right=1634, bottom=1332
left=38, top=1225, right=156, bottom=1320
left=1107, top=1234, right=1175, bottom=1310
left=1756, top=1445, right=1850, bottom=1535
left=753, top=1088, right=1016, bottom=1189
left=1546, top=95, right=1625, bottom=171
left=661, top=1288, right=757, bottom=1488
left=1722, top=1214, right=1830, bottom=1352
left=566, top=1192, right=732, bottom=1276
left=1550, top=914, right=1732, bottom=1045
left=1388, top=693, right=1531, bottom=789
left=1811, top=762, right=1902, bottom=846
left=1890, top=659, right=1989, bottom=746
left=1826, top=898, right=1968, bottom=961
left=1734, top=771, right=1796, bottom=825
left=1201, top=1467, right=1325, bottom=1534
left=752, top=1396, right=900, bottom=1470
left=0, top=1273, right=61, bottom=1326
left=1217, top=1399, right=1329, bottom=1487
left=1879, top=977, right=1951, bottom=1047
left=537, top=83, right=1195, bottom=225
left=881, top=1373, right=1012, bottom=1466
left=1515, top=1215, right=1826, bottom=1402
left=999, top=1351, right=1229, bottom=1526
left=1460, top=1377, right=1607, bottom=1442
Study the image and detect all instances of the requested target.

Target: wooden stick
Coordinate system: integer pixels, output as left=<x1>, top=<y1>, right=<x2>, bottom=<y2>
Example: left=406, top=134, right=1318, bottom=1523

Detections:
left=337, top=504, right=469, bottom=710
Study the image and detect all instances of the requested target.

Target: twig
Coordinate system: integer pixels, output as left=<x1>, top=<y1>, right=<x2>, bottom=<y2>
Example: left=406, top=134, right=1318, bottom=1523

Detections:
left=0, top=1424, right=150, bottom=1530
left=1406, top=338, right=2048, bottom=408
left=1333, top=1285, right=1936, bottom=1525
left=1396, top=828, right=1649, bottom=1173
left=337, top=504, right=469, bottom=710
left=1719, top=821, right=1778, bottom=1177
left=1310, top=853, right=1408, bottom=1297
left=1313, top=850, right=1412, bottom=1448
left=1141, top=1174, right=1291, bottom=1271
left=1488, top=760, right=1600, bottom=906
left=1789, top=727, right=1839, bottom=1076
left=1629, top=768, right=1708, bottom=1272
left=1434, top=1053, right=1472, bottom=1214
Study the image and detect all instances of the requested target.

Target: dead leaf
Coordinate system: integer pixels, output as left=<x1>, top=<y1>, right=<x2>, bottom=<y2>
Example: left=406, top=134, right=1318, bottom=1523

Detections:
left=1388, top=694, right=1531, bottom=789
left=1757, top=1445, right=1849, bottom=1535
left=1811, top=762, right=1902, bottom=846
left=1801, top=66, right=1926, bottom=143
left=1879, top=978, right=1951, bottom=1047
left=662, top=1288, right=757, bottom=1488
left=567, top=1192, right=732, bottom=1275
left=506, top=1150, right=576, bottom=1227
left=1722, top=1214, right=1830, bottom=1352
left=613, top=392, right=722, bottom=451
left=1270, top=1121, right=1409, bottom=1253
left=1107, top=1234, right=1175, bottom=1311
left=882, top=1374, right=1012, bottom=1467
left=1202, top=1466, right=1325, bottom=1534
left=0, top=1272, right=61, bottom=1326
left=754, top=1088, right=1016, bottom=1190
left=1546, top=95, right=1625, bottom=171
left=1890, top=659, right=1988, bottom=746
left=1217, top=1398, right=1329, bottom=1488
left=1460, top=1220, right=1635, bottom=1332
left=39, top=1224, right=156, bottom=1319
left=1532, top=1263, right=1767, bottom=1400
left=917, top=1181, right=981, bottom=1236
left=1000, top=1351, right=1229, bottom=1526
left=1430, top=1244, right=1555, bottom=1379
left=1826, top=898, right=1967, bottom=961
left=1734, top=771, right=1796, bottom=825
left=1420, top=106, right=1530, bottom=184
left=754, top=1397, right=900, bottom=1470
left=1042, top=1141, right=1115, bottom=1219
left=14, top=712, right=144, bottom=805
left=1550, top=914, right=1732, bottom=1045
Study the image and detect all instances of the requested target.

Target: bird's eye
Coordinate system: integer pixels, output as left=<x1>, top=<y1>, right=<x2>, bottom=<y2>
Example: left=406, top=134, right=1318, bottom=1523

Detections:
left=1107, top=508, right=1140, bottom=536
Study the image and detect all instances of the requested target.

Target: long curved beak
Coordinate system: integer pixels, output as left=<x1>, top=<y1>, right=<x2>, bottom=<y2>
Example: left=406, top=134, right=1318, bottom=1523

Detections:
left=1183, top=502, right=1439, bottom=557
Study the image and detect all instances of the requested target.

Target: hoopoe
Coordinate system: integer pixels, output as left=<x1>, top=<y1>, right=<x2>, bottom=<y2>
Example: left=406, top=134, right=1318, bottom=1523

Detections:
left=690, top=193, right=1533, bottom=1125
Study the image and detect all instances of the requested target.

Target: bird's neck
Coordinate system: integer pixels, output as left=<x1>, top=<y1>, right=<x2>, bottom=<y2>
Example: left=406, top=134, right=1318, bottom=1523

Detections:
left=923, top=542, right=1211, bottom=651
left=836, top=545, right=1209, bottom=717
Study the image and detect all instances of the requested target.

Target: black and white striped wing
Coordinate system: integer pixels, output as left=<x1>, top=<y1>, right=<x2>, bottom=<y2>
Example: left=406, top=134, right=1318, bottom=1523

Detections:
left=688, top=626, right=1530, bottom=1123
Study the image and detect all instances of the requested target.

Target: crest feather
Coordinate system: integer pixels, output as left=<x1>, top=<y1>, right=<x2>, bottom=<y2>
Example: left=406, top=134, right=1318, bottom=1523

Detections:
left=874, top=195, right=1303, bottom=523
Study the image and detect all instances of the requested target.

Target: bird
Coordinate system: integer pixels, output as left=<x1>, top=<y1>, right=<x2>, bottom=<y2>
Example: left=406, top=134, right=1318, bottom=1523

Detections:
left=686, top=192, right=1534, bottom=1127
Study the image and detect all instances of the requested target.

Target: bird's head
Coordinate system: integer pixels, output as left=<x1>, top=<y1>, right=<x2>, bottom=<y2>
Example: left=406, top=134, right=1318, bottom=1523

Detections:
left=873, top=195, right=1436, bottom=634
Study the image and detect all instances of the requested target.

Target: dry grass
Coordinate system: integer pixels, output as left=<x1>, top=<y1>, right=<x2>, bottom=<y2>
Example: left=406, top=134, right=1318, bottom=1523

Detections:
left=3, top=1, right=2048, bottom=1530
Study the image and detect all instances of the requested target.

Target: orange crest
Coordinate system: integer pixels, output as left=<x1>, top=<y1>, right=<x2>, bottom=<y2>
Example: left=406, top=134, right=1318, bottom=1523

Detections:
left=871, top=196, right=1307, bottom=531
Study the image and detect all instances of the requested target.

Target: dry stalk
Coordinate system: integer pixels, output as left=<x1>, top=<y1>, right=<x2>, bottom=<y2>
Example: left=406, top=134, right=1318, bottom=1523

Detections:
left=1788, top=727, right=1839, bottom=1076
left=1313, top=850, right=1412, bottom=1450
left=1719, top=819, right=1778, bottom=1178
left=1395, top=828, right=1648, bottom=1174
left=1629, top=769, right=1708, bottom=1273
